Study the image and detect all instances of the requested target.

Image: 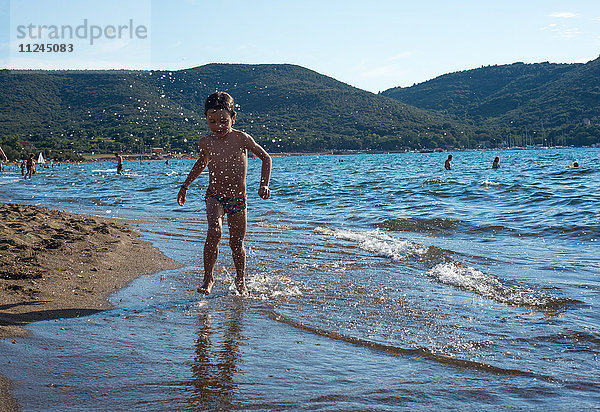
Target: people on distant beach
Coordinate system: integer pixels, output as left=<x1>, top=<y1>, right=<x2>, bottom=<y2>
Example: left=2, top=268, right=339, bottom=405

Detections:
left=177, top=92, right=272, bottom=296
left=25, top=153, right=35, bottom=179
left=0, top=146, right=6, bottom=172
left=115, top=153, right=123, bottom=175
left=492, top=156, right=500, bottom=169
left=20, top=160, right=26, bottom=176
left=445, top=154, right=452, bottom=170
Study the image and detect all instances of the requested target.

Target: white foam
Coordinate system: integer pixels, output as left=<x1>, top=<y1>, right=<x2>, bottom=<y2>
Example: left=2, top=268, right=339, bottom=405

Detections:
left=427, top=262, right=553, bottom=307
left=315, top=227, right=426, bottom=260
left=91, top=169, right=118, bottom=173
left=429, top=262, right=501, bottom=294
left=0, top=177, right=20, bottom=185
left=315, top=227, right=557, bottom=308
left=423, top=178, right=447, bottom=184
left=228, top=273, right=303, bottom=300
left=254, top=221, right=306, bottom=231
left=255, top=222, right=292, bottom=230
left=481, top=180, right=500, bottom=187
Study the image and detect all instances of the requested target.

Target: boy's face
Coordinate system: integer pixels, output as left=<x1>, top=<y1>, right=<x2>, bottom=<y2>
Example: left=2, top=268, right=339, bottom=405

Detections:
left=206, top=109, right=235, bottom=138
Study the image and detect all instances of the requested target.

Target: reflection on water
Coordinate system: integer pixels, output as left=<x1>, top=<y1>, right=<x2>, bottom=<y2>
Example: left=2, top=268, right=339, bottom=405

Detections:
left=188, top=301, right=244, bottom=410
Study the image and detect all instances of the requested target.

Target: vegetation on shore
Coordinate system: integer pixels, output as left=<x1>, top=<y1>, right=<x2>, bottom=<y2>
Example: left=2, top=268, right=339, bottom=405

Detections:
left=1, top=59, right=598, bottom=160
left=381, top=57, right=600, bottom=147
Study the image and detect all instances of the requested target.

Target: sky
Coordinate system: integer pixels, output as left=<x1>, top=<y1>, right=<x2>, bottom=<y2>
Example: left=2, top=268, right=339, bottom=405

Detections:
left=1, top=0, right=599, bottom=92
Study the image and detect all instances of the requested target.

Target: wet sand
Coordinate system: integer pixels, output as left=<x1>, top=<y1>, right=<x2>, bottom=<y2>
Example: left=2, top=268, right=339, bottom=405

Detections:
left=0, top=202, right=181, bottom=410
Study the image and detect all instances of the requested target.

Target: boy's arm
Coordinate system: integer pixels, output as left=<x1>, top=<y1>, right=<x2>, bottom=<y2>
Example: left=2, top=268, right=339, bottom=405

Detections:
left=245, top=134, right=272, bottom=200
left=177, top=148, right=208, bottom=206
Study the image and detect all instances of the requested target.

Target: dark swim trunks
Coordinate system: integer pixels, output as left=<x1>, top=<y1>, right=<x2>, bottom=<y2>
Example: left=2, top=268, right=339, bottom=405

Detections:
left=205, top=188, right=247, bottom=214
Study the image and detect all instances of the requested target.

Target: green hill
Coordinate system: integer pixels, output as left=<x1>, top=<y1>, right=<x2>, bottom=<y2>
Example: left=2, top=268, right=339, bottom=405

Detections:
left=0, top=64, right=488, bottom=160
left=381, top=57, right=600, bottom=147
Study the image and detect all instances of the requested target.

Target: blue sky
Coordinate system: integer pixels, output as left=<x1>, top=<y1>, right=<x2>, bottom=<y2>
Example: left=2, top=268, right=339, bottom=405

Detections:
left=2, top=0, right=599, bottom=92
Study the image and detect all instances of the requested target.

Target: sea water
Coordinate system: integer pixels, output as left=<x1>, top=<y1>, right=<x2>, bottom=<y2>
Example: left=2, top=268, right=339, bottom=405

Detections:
left=1, top=148, right=599, bottom=410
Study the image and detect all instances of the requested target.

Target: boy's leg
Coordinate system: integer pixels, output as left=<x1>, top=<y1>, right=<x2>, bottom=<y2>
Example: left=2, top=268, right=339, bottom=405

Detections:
left=200, top=198, right=224, bottom=294
left=227, top=209, right=247, bottom=294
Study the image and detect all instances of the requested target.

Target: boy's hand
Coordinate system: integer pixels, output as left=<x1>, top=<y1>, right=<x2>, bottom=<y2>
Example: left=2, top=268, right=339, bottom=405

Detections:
left=258, top=185, right=270, bottom=200
left=177, top=186, right=188, bottom=206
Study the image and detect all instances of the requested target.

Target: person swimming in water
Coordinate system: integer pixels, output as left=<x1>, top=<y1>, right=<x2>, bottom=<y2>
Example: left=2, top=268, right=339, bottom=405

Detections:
left=445, top=154, right=452, bottom=170
left=115, top=153, right=123, bottom=175
left=25, top=153, right=36, bottom=179
left=492, top=156, right=500, bottom=169
left=0, top=146, right=7, bottom=172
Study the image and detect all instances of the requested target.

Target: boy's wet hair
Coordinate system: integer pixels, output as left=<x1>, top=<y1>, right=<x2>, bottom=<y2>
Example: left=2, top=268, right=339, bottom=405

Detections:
left=204, top=92, right=236, bottom=117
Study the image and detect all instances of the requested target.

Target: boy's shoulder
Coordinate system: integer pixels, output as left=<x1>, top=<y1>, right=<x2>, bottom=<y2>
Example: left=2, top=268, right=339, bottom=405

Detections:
left=198, top=134, right=212, bottom=144
left=230, top=128, right=253, bottom=141
left=200, top=129, right=254, bottom=144
left=198, top=133, right=218, bottom=148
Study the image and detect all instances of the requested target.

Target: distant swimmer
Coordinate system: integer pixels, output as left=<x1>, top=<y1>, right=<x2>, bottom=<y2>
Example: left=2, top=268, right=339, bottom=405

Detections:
left=492, top=156, right=500, bottom=169
left=115, top=153, right=123, bottom=175
left=445, top=154, right=452, bottom=170
left=0, top=146, right=6, bottom=172
left=25, top=153, right=35, bottom=179
left=573, top=161, right=579, bottom=167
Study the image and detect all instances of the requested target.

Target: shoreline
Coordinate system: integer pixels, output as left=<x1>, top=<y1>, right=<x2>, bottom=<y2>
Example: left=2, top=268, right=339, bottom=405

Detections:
left=0, top=202, right=181, bottom=410
left=1, top=146, right=592, bottom=168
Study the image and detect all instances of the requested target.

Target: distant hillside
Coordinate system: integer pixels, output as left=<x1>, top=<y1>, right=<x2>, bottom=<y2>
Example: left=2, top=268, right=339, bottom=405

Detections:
left=0, top=64, right=490, bottom=160
left=382, top=57, right=600, bottom=147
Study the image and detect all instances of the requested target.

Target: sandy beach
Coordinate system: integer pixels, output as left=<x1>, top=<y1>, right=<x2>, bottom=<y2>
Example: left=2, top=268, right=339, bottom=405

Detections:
left=0, top=202, right=181, bottom=410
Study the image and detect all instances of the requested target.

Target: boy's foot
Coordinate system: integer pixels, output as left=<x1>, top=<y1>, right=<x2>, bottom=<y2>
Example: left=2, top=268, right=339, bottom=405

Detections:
left=197, top=278, right=214, bottom=295
left=235, top=276, right=248, bottom=296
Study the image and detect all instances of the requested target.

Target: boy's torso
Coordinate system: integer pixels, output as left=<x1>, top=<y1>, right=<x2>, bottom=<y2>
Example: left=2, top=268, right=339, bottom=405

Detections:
left=202, top=130, right=249, bottom=198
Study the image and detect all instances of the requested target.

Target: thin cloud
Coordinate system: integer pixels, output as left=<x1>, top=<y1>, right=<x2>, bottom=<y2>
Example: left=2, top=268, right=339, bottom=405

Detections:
left=359, top=65, right=400, bottom=79
left=387, top=51, right=415, bottom=61
left=560, top=28, right=582, bottom=38
left=540, top=21, right=581, bottom=39
left=549, top=12, right=578, bottom=18
left=540, top=23, right=557, bottom=31
left=574, top=56, right=596, bottom=64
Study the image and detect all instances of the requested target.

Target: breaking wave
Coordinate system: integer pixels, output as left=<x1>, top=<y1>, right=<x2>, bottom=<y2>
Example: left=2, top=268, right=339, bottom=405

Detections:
left=315, top=226, right=576, bottom=310
left=315, top=227, right=426, bottom=260
left=427, top=262, right=577, bottom=310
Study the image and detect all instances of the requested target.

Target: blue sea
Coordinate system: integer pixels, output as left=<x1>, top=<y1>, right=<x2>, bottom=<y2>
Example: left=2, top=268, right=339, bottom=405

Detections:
left=1, top=148, right=599, bottom=411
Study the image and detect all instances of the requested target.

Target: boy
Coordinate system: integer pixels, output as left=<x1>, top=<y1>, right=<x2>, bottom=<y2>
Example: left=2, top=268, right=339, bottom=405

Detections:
left=177, top=92, right=272, bottom=295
